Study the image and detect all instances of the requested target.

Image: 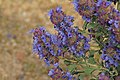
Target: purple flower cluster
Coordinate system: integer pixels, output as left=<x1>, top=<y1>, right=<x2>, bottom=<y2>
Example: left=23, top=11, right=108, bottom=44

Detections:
left=101, top=34, right=120, bottom=68
left=73, top=0, right=95, bottom=22
left=99, top=72, right=110, bottom=80
left=31, top=0, right=120, bottom=79
left=48, top=67, right=75, bottom=80
left=73, top=0, right=120, bottom=42
left=108, top=8, right=120, bottom=43
left=33, top=27, right=60, bottom=66
left=32, top=7, right=90, bottom=79
left=49, top=7, right=90, bottom=57
left=73, top=0, right=120, bottom=68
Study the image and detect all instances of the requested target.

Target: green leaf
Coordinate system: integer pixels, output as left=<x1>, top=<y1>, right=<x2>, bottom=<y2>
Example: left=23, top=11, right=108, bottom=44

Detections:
left=83, top=21, right=88, bottom=30
left=64, top=60, right=71, bottom=65
left=117, top=44, right=120, bottom=48
left=87, top=22, right=96, bottom=28
left=116, top=65, right=120, bottom=73
left=78, top=61, right=86, bottom=65
left=88, top=57, right=96, bottom=64
left=89, top=50, right=95, bottom=57
left=79, top=75, right=84, bottom=80
left=68, top=64, right=76, bottom=73
left=84, top=67, right=96, bottom=75
left=95, top=33, right=102, bottom=38
left=92, top=15, right=97, bottom=22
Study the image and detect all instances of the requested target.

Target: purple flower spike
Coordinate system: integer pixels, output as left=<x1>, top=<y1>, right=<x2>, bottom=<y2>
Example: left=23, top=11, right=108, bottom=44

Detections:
left=96, top=0, right=103, bottom=7
left=56, top=6, right=62, bottom=13
left=48, top=69, right=54, bottom=76
left=54, top=63, right=59, bottom=68
left=48, top=9, right=53, bottom=16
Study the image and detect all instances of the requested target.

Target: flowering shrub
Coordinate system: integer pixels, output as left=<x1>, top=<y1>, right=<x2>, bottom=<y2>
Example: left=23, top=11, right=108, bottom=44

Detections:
left=32, top=0, right=120, bottom=80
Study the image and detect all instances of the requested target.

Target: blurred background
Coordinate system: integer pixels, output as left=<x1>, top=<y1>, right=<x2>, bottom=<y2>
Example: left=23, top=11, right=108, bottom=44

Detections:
left=0, top=0, right=83, bottom=80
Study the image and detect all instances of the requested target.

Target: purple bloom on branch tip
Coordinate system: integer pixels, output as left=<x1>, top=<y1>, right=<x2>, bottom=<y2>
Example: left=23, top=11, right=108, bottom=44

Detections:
left=116, top=49, right=120, bottom=53
left=114, top=54, right=120, bottom=60
left=39, top=53, right=44, bottom=59
left=66, top=72, right=73, bottom=80
left=71, top=46, right=76, bottom=51
left=37, top=44, right=42, bottom=51
left=104, top=56, right=109, bottom=61
left=114, top=62, right=118, bottom=67
left=32, top=45, right=38, bottom=53
left=28, top=29, right=35, bottom=34
left=68, top=32, right=72, bottom=38
left=105, top=62, right=110, bottom=68
left=73, top=3, right=79, bottom=12
left=40, top=27, right=46, bottom=32
left=62, top=36, right=67, bottom=42
left=86, top=6, right=90, bottom=10
left=105, top=1, right=111, bottom=7
left=114, top=20, right=119, bottom=28
left=60, top=22, right=65, bottom=27
left=57, top=49, right=61, bottom=56
left=78, top=50, right=84, bottom=56
left=101, top=54, right=106, bottom=60
left=82, top=16, right=91, bottom=22
left=45, top=42, right=51, bottom=47
left=51, top=35, right=57, bottom=44
left=56, top=7, right=62, bottom=13
left=73, top=0, right=79, bottom=11
left=48, top=48, right=54, bottom=55
left=48, top=69, right=54, bottom=76
left=48, top=9, right=53, bottom=16
left=99, top=72, right=110, bottom=80
left=96, top=0, right=103, bottom=7
left=41, top=35, right=46, bottom=43
left=45, top=32, right=51, bottom=37
left=84, top=42, right=90, bottom=50
left=78, top=33, right=84, bottom=39
left=108, top=19, right=113, bottom=24
left=44, top=59, right=50, bottom=66
left=109, top=58, right=114, bottom=64
left=54, top=63, right=59, bottom=68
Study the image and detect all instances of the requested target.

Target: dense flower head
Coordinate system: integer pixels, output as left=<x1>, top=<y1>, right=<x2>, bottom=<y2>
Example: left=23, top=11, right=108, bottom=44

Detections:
left=31, top=0, right=120, bottom=79
left=99, top=72, right=110, bottom=80
left=73, top=0, right=120, bottom=69
left=48, top=6, right=74, bottom=27
left=48, top=67, right=75, bottom=80
left=32, top=7, right=90, bottom=60
left=109, top=8, right=120, bottom=42
left=48, top=7, right=90, bottom=57
left=101, top=33, right=120, bottom=68
left=32, top=7, right=90, bottom=79
left=73, top=0, right=95, bottom=22
left=33, top=27, right=63, bottom=67
left=73, top=0, right=120, bottom=41
left=73, top=0, right=112, bottom=24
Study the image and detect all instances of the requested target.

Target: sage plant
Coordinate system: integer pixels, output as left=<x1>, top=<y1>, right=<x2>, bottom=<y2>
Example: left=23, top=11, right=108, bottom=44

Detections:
left=32, top=0, right=120, bottom=80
